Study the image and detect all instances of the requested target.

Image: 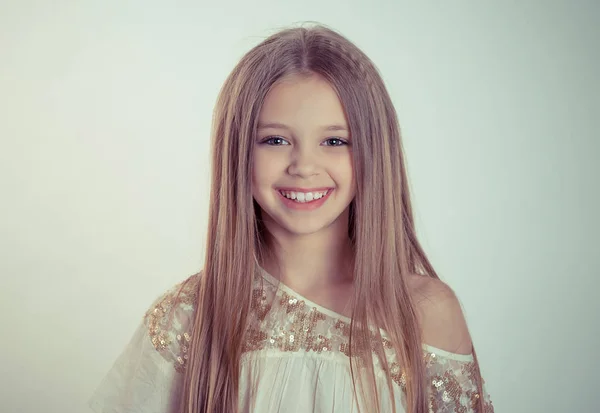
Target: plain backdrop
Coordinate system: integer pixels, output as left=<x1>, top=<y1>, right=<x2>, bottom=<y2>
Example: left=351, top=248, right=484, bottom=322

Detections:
left=1, top=1, right=598, bottom=412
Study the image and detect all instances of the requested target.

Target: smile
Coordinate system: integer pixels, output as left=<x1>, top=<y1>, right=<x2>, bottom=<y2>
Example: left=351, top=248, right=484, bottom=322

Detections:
left=278, top=190, right=329, bottom=202
left=275, top=188, right=333, bottom=210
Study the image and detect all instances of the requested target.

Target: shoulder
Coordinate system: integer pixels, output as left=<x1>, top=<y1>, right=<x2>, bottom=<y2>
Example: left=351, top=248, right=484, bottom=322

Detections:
left=143, top=272, right=201, bottom=371
left=405, top=273, right=473, bottom=355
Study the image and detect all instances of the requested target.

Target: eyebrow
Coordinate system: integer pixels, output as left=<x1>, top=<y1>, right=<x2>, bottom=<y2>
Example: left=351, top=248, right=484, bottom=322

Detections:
left=257, top=121, right=348, bottom=132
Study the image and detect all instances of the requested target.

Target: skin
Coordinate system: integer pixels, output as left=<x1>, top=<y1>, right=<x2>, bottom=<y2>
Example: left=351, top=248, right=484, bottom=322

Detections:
left=408, top=275, right=473, bottom=354
left=252, top=73, right=355, bottom=315
left=251, top=73, right=473, bottom=354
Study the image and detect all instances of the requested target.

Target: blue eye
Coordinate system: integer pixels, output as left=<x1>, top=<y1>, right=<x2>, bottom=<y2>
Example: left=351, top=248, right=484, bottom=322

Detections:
left=262, top=136, right=290, bottom=146
left=260, top=136, right=349, bottom=146
left=323, top=138, right=348, bottom=146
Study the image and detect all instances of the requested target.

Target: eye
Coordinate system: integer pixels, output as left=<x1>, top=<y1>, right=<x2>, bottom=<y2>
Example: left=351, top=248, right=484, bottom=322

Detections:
left=322, top=137, right=349, bottom=147
left=261, top=136, right=290, bottom=146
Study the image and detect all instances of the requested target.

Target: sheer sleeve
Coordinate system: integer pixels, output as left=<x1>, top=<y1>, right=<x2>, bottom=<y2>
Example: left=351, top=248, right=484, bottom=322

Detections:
left=423, top=345, right=494, bottom=413
left=88, top=275, right=199, bottom=413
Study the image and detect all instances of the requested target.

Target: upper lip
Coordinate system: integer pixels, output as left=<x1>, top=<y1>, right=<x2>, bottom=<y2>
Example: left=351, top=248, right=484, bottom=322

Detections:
left=276, top=187, right=332, bottom=192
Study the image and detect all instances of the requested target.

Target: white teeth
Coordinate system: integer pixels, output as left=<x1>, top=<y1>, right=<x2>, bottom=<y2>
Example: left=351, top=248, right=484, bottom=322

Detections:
left=279, top=190, right=329, bottom=203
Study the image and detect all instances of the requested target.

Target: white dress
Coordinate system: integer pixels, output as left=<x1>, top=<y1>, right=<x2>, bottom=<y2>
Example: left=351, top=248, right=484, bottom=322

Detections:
left=88, top=268, right=494, bottom=413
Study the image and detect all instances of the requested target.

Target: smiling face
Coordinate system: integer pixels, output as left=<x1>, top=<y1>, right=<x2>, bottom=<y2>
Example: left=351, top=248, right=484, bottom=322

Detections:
left=252, top=73, right=356, bottom=238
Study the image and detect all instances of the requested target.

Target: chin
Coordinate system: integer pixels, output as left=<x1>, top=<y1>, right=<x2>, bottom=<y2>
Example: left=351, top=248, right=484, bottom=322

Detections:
left=276, top=214, right=341, bottom=237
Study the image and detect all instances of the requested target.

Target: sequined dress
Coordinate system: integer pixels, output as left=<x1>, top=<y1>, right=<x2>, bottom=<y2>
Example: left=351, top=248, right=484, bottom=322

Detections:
left=88, top=268, right=494, bottom=413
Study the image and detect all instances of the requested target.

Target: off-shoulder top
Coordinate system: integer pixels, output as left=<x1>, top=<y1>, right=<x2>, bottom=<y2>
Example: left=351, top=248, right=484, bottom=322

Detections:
left=88, top=268, right=494, bottom=413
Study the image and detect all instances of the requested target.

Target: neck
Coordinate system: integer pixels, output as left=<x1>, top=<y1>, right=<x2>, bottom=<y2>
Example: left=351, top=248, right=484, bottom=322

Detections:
left=260, top=215, right=354, bottom=289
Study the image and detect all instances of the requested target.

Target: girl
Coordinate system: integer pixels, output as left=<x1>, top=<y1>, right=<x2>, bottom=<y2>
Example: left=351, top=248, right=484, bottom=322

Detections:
left=89, top=24, right=494, bottom=413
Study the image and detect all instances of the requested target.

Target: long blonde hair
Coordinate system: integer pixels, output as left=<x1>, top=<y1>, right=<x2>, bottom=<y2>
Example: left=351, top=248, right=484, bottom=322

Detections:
left=179, top=23, right=486, bottom=413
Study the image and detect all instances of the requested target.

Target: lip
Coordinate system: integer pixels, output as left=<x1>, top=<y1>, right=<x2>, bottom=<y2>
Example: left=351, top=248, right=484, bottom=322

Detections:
left=276, top=187, right=333, bottom=192
left=276, top=188, right=333, bottom=211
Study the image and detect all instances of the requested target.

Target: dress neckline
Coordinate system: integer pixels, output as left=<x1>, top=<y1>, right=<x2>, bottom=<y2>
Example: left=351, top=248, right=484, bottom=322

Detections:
left=255, top=265, right=475, bottom=362
left=257, top=266, right=353, bottom=324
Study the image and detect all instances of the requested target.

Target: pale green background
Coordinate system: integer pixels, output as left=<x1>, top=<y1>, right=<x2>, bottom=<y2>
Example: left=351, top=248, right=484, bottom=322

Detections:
left=1, top=1, right=598, bottom=412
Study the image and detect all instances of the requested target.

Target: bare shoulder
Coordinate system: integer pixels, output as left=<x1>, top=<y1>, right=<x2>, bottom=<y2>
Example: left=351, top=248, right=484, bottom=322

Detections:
left=405, top=273, right=473, bottom=355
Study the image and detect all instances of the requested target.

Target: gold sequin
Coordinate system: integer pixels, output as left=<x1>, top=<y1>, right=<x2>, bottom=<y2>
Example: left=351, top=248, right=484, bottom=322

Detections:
left=143, top=271, right=495, bottom=413
left=384, top=362, right=407, bottom=389
left=251, top=288, right=272, bottom=321
left=242, top=327, right=268, bottom=352
left=144, top=274, right=199, bottom=372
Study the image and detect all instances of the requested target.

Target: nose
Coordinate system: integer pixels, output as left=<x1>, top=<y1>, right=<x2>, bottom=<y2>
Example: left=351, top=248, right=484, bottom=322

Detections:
left=287, top=145, right=320, bottom=178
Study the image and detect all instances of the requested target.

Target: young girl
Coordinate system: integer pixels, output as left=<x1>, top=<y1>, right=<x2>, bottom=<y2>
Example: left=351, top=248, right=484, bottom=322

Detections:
left=89, top=24, right=494, bottom=413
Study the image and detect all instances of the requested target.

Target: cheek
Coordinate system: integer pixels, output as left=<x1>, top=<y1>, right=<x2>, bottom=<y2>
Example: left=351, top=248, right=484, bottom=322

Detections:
left=252, top=151, right=284, bottom=187
left=330, top=153, right=354, bottom=183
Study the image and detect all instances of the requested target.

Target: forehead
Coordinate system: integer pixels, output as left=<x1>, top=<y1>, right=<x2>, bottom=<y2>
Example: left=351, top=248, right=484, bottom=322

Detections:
left=258, top=74, right=348, bottom=129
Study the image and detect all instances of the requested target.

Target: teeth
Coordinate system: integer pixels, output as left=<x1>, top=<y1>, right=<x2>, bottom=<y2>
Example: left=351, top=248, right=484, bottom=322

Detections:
left=279, top=190, right=329, bottom=203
